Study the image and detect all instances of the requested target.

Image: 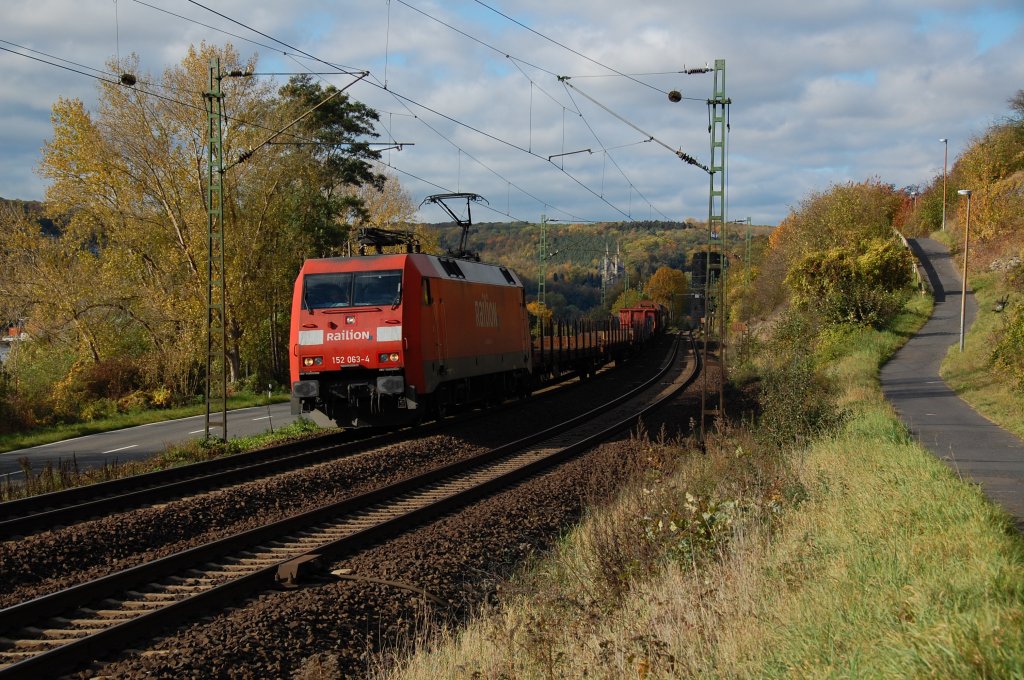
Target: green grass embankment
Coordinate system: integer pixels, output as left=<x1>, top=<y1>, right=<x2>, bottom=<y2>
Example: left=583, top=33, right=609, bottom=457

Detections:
left=941, top=270, right=1024, bottom=440
left=375, top=294, right=1024, bottom=679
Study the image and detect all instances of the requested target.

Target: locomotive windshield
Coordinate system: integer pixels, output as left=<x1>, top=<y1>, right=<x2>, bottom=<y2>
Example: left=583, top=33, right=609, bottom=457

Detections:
left=303, top=270, right=402, bottom=310
left=353, top=270, right=402, bottom=307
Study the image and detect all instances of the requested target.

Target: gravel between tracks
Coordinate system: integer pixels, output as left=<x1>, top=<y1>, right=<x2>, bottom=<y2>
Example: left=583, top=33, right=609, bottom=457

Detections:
left=87, top=369, right=708, bottom=680
left=0, top=339, right=674, bottom=610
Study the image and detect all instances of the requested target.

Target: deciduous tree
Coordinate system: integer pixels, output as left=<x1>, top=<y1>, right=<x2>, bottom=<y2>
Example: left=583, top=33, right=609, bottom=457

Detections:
left=25, top=43, right=387, bottom=403
left=644, top=265, right=688, bottom=320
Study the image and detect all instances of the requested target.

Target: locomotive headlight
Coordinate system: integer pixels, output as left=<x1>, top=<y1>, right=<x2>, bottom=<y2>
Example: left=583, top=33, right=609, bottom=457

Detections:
left=378, top=353, right=389, bottom=362
left=302, top=356, right=323, bottom=367
left=389, top=353, right=400, bottom=362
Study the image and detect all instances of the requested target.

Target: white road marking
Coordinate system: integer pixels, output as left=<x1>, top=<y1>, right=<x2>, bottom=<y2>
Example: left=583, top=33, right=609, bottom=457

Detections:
left=102, top=444, right=139, bottom=454
left=252, top=416, right=271, bottom=421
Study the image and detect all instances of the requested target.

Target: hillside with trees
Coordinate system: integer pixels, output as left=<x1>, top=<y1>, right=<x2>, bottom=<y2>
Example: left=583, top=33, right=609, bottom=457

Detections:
left=433, top=219, right=757, bottom=322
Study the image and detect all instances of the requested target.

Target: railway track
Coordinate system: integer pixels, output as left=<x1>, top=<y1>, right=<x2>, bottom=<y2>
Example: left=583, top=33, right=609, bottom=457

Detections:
left=0, top=334, right=696, bottom=679
left=0, top=355, right=627, bottom=539
left=0, top=425, right=417, bottom=539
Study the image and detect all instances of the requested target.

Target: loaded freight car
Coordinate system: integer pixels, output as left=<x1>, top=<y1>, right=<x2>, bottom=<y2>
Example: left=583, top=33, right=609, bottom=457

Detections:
left=618, top=300, right=668, bottom=335
left=289, top=254, right=531, bottom=427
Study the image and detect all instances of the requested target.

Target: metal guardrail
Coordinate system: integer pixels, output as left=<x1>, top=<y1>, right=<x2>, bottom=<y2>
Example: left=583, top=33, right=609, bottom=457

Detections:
left=893, top=230, right=932, bottom=295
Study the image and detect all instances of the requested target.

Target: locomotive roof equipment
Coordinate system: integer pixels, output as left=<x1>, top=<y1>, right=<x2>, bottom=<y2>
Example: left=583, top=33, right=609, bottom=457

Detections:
left=420, top=192, right=489, bottom=261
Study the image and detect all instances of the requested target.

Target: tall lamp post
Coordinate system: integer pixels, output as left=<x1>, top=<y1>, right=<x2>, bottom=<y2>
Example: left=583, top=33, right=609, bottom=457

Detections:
left=957, top=189, right=972, bottom=352
left=940, top=138, right=949, bottom=231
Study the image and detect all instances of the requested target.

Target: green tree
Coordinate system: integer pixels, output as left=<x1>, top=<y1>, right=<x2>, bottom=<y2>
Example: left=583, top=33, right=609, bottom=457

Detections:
left=277, top=74, right=384, bottom=257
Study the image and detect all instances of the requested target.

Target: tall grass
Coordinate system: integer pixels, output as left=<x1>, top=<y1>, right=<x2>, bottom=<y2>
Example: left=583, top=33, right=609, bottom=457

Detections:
left=376, top=293, right=1024, bottom=678
left=941, top=271, right=1024, bottom=440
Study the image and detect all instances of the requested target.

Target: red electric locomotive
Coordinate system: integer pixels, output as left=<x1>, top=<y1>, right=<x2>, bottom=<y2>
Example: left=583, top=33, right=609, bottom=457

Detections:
left=289, top=254, right=531, bottom=427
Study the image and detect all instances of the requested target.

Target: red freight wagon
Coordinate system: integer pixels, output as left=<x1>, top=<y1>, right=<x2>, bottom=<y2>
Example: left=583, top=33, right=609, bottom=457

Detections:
left=290, top=253, right=531, bottom=427
left=618, top=300, right=668, bottom=335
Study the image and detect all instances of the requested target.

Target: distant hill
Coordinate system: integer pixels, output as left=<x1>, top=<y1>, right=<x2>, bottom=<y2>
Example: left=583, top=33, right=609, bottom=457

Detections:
left=0, top=197, right=59, bottom=236
left=423, top=219, right=763, bottom=317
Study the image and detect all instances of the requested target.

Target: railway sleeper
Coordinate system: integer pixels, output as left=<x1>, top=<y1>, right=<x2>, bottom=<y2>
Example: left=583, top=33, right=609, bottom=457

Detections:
left=111, top=603, right=171, bottom=614
left=125, top=585, right=195, bottom=598
left=5, top=637, right=66, bottom=649
left=287, top=536, right=330, bottom=546
left=219, top=561, right=275, bottom=571
left=156, top=584, right=205, bottom=594
left=220, top=559, right=276, bottom=569
left=37, top=627, right=107, bottom=639
left=79, top=607, right=136, bottom=620
left=55, top=618, right=121, bottom=628
left=264, top=540, right=311, bottom=553
left=50, top=614, right=117, bottom=630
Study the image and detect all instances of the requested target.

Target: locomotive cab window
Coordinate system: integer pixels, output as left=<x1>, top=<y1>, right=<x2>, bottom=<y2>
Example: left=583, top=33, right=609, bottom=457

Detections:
left=353, top=270, right=403, bottom=307
left=303, top=273, right=352, bottom=310
left=303, top=270, right=402, bottom=310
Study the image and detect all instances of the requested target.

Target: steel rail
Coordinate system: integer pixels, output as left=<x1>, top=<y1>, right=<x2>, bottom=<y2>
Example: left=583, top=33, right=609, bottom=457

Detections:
left=1, top=426, right=407, bottom=537
left=0, top=335, right=695, bottom=679
left=0, top=347, right=635, bottom=537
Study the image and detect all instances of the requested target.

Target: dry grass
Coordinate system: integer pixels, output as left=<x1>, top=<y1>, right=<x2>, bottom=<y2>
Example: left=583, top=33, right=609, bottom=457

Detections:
left=375, top=294, right=1024, bottom=679
left=375, top=424, right=801, bottom=680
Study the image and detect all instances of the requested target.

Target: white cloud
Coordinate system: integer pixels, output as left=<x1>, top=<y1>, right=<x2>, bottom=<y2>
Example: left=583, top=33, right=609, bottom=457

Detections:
left=1, top=0, right=1022, bottom=226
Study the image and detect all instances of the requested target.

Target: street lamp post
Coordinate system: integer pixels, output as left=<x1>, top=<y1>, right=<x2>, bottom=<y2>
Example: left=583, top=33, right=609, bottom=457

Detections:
left=957, top=189, right=972, bottom=352
left=940, top=138, right=948, bottom=231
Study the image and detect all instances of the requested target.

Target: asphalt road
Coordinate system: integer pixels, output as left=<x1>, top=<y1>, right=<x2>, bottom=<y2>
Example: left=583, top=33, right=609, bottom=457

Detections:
left=0, top=402, right=302, bottom=481
left=881, top=237, right=1024, bottom=531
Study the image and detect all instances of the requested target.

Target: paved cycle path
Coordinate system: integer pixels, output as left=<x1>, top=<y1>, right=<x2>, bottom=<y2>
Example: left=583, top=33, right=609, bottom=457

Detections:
left=881, top=237, right=1024, bottom=530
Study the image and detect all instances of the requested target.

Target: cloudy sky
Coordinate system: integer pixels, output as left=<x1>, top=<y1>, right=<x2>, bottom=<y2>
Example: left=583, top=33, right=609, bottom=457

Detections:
left=2, top=0, right=1023, bottom=226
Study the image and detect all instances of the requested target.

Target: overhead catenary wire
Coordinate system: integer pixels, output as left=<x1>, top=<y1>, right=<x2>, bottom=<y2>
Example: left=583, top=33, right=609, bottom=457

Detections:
left=224, top=72, right=370, bottom=171
left=17, top=0, right=696, bottom=226
left=0, top=42, right=339, bottom=150
left=184, top=0, right=365, bottom=75
left=176, top=0, right=634, bottom=221
left=473, top=0, right=673, bottom=96
left=0, top=42, right=379, bottom=168
left=559, top=76, right=710, bottom=174
left=0, top=39, right=113, bottom=80
left=0, top=33, right=592, bottom=224
left=379, top=2, right=699, bottom=218
left=560, top=84, right=673, bottom=221
left=136, top=0, right=689, bottom=223
left=360, top=78, right=634, bottom=222
left=113, top=0, right=121, bottom=65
